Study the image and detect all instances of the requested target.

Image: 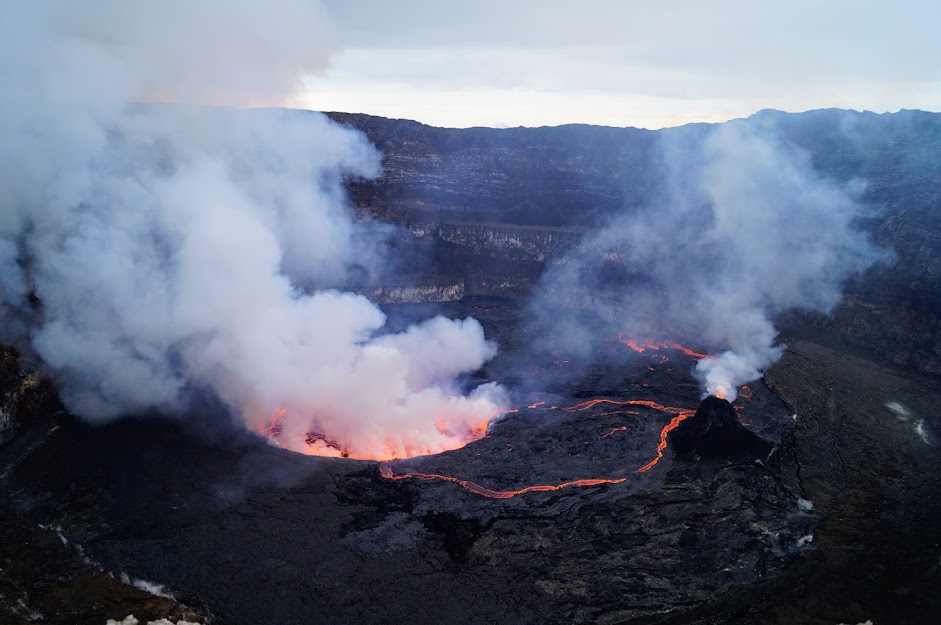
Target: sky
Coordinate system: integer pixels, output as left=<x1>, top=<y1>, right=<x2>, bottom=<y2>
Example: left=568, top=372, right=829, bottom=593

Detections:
left=284, top=0, right=941, bottom=128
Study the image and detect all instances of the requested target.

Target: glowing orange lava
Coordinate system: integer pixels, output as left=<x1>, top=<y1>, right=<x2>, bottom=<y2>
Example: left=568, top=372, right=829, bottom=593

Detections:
left=257, top=408, right=287, bottom=438
left=562, top=398, right=688, bottom=416
left=379, top=464, right=626, bottom=499
left=258, top=387, right=696, bottom=499
left=305, top=432, right=349, bottom=457
left=635, top=411, right=693, bottom=473
left=256, top=407, right=495, bottom=462
left=616, top=334, right=717, bottom=361
left=740, top=385, right=753, bottom=398
left=373, top=396, right=694, bottom=499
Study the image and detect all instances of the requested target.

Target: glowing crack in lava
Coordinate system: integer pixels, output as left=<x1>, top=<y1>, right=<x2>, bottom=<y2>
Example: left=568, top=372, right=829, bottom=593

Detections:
left=259, top=387, right=759, bottom=499
left=616, top=334, right=717, bottom=361
left=378, top=464, right=627, bottom=499
left=255, top=347, right=757, bottom=498
left=376, top=398, right=696, bottom=498
left=561, top=399, right=694, bottom=473
left=259, top=396, right=699, bottom=498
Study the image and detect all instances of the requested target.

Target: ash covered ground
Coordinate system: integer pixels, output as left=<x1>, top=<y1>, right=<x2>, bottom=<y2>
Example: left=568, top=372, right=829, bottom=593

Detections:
left=2, top=297, right=938, bottom=625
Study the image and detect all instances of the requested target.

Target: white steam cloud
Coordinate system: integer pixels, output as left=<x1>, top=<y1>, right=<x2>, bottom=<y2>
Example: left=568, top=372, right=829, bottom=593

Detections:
left=0, top=1, right=505, bottom=459
left=540, top=120, right=888, bottom=399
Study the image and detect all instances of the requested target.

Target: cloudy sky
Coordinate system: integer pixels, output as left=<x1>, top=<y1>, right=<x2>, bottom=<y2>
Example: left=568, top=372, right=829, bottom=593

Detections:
left=285, top=0, right=940, bottom=128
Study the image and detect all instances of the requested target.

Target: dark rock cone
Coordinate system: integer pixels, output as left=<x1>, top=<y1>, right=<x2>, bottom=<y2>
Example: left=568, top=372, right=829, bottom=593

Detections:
left=669, top=395, right=773, bottom=460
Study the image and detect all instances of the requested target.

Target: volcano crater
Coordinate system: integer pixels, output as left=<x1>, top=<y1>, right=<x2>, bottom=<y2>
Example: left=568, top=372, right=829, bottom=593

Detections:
left=0, top=298, right=826, bottom=625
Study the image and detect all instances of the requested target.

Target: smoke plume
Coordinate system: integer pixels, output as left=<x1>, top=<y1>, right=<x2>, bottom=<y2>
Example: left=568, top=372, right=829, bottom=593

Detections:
left=0, top=1, right=505, bottom=459
left=538, top=119, right=889, bottom=399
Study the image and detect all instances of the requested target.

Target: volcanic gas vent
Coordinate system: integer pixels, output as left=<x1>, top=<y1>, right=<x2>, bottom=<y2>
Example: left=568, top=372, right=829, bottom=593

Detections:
left=668, top=395, right=772, bottom=460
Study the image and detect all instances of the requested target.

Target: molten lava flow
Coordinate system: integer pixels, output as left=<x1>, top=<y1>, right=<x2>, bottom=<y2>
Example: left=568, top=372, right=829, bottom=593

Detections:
left=379, top=464, right=626, bottom=499
left=615, top=333, right=717, bottom=361
left=739, top=385, right=753, bottom=399
left=305, top=432, right=350, bottom=457
left=561, top=398, right=694, bottom=473
left=523, top=400, right=558, bottom=411
left=259, top=390, right=697, bottom=498
left=562, top=398, right=688, bottom=416
left=374, top=396, right=695, bottom=498
left=621, top=337, right=649, bottom=353
left=257, top=408, right=288, bottom=442
left=635, top=411, right=693, bottom=473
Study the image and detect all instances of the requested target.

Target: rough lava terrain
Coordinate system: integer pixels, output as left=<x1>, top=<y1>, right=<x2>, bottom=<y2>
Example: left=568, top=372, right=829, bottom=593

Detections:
left=1, top=298, right=938, bottom=625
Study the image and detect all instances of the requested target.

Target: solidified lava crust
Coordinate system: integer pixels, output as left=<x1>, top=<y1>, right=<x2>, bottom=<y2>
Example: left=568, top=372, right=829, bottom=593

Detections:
left=4, top=300, right=935, bottom=625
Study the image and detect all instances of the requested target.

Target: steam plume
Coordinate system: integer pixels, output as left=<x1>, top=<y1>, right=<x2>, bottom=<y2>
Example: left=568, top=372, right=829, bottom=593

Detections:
left=538, top=119, right=888, bottom=399
left=0, top=1, right=505, bottom=459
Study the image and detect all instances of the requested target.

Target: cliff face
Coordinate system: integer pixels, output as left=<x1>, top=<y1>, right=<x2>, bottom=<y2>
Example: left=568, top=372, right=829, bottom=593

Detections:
left=327, top=109, right=941, bottom=376
left=412, top=223, right=581, bottom=261
left=407, top=222, right=582, bottom=298
left=326, top=112, right=661, bottom=228
left=355, top=282, right=465, bottom=304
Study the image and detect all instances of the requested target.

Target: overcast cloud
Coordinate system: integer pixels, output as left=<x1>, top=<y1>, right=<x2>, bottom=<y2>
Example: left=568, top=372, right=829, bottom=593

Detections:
left=293, top=0, right=941, bottom=127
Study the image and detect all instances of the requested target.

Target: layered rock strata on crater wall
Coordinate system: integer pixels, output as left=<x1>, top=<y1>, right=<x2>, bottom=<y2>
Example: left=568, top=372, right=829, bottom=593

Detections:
left=326, top=109, right=941, bottom=375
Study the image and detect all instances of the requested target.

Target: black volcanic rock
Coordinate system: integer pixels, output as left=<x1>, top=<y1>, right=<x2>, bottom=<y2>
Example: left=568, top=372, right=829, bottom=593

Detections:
left=669, top=395, right=773, bottom=460
left=5, top=303, right=941, bottom=624
left=322, top=108, right=941, bottom=377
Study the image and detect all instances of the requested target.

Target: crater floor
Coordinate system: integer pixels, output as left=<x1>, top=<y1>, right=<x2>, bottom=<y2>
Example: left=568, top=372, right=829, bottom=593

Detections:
left=1, top=298, right=939, bottom=624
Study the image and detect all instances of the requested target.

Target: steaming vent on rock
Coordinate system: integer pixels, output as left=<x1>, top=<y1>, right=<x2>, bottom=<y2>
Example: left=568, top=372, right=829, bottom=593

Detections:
left=669, top=395, right=773, bottom=460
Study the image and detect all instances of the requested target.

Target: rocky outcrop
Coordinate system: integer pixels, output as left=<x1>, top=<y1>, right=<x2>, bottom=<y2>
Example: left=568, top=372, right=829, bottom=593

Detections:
left=669, top=395, right=773, bottom=459
left=0, top=513, right=214, bottom=625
